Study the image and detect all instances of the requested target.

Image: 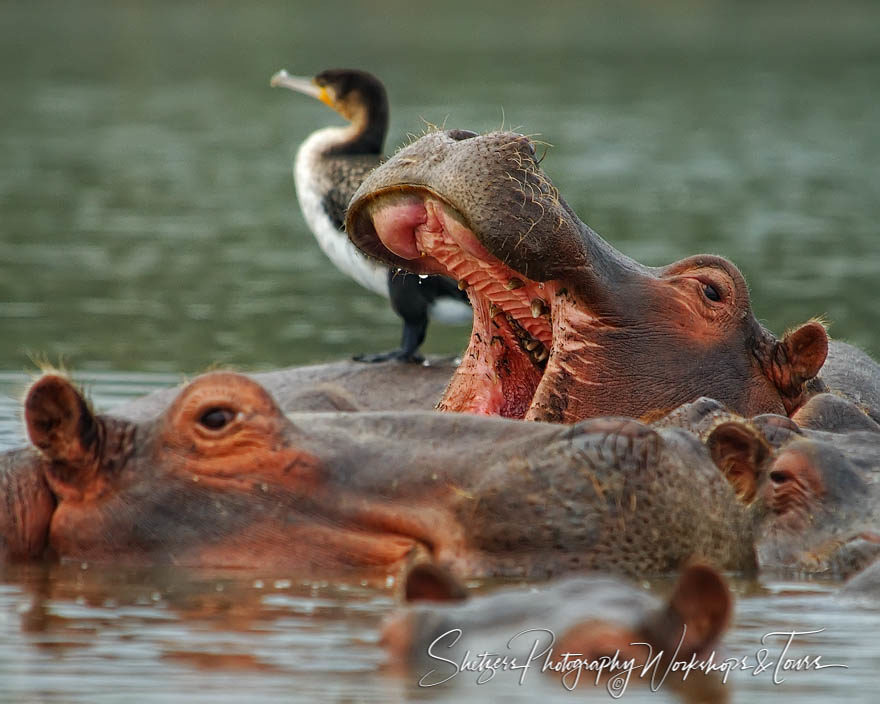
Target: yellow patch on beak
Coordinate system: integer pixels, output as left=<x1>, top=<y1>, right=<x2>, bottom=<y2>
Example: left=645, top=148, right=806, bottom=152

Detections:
left=317, top=86, right=335, bottom=109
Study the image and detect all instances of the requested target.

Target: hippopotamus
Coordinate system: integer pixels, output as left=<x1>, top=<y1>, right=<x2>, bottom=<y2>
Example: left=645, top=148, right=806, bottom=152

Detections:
left=790, top=392, right=880, bottom=434
left=0, top=371, right=757, bottom=577
left=657, top=392, right=880, bottom=438
left=345, top=129, right=830, bottom=424
left=820, top=340, right=880, bottom=425
left=383, top=562, right=731, bottom=695
left=719, top=426, right=879, bottom=574
left=839, top=557, right=880, bottom=597
left=656, top=396, right=880, bottom=575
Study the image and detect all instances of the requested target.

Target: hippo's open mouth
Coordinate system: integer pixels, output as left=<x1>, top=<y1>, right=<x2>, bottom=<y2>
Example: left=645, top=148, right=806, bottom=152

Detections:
left=351, top=187, right=586, bottom=418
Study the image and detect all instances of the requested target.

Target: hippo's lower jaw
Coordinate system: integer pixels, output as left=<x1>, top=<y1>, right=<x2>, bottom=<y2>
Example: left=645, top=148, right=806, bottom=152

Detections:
left=362, top=191, right=595, bottom=419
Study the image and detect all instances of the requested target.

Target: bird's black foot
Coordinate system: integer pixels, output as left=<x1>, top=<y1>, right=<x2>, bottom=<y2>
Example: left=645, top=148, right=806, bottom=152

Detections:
left=353, top=349, right=425, bottom=364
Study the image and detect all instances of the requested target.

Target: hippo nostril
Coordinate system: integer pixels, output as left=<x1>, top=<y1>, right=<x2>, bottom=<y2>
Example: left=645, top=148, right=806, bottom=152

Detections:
left=199, top=407, right=236, bottom=431
left=447, top=129, right=478, bottom=141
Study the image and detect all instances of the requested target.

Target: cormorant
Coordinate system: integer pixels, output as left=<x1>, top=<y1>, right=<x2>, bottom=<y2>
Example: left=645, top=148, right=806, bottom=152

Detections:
left=270, top=68, right=470, bottom=362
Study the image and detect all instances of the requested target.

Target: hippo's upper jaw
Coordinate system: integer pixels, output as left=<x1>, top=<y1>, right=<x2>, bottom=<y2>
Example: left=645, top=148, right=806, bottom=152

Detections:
left=346, top=130, right=828, bottom=423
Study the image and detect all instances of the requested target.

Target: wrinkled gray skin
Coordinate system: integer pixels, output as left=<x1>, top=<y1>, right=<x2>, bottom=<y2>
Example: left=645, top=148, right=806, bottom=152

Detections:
left=657, top=393, right=880, bottom=440
left=657, top=396, right=880, bottom=576
left=813, top=340, right=880, bottom=425
left=0, top=372, right=756, bottom=578
left=791, top=389, right=880, bottom=434
left=110, top=358, right=454, bottom=422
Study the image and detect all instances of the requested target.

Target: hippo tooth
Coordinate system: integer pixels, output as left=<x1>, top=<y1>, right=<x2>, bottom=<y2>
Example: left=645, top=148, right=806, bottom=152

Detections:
left=525, top=339, right=540, bottom=351
left=458, top=279, right=469, bottom=291
left=489, top=303, right=501, bottom=317
left=531, top=298, right=547, bottom=318
left=535, top=347, right=549, bottom=362
left=505, top=277, right=525, bottom=290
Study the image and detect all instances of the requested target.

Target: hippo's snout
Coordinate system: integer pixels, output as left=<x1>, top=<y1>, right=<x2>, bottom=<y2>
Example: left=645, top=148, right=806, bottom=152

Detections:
left=347, top=130, right=584, bottom=282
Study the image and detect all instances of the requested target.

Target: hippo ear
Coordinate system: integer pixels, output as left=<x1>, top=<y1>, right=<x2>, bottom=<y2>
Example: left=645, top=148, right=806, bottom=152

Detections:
left=706, top=421, right=770, bottom=502
left=663, top=565, right=732, bottom=656
left=25, top=374, right=97, bottom=467
left=774, top=322, right=828, bottom=402
left=403, top=563, right=469, bottom=602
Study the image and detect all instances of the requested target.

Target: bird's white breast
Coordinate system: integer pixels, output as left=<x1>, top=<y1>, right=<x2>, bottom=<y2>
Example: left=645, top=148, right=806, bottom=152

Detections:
left=294, top=128, right=389, bottom=298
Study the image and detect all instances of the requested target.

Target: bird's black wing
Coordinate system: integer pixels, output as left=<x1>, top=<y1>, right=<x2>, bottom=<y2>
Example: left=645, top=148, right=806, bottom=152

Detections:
left=317, top=154, right=382, bottom=230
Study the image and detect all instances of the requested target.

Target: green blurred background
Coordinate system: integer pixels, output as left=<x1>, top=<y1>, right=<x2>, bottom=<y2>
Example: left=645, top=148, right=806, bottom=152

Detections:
left=1, top=0, right=878, bottom=373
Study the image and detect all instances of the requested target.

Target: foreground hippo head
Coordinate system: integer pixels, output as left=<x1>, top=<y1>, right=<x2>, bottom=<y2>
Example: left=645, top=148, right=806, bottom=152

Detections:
left=346, top=130, right=828, bottom=423
left=384, top=563, right=731, bottom=694
left=2, top=372, right=756, bottom=576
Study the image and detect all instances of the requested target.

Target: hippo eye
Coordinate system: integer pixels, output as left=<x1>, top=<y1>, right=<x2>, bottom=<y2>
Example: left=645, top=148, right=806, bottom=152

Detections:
left=198, top=407, right=236, bottom=430
left=702, top=283, right=722, bottom=302
left=769, top=470, right=790, bottom=485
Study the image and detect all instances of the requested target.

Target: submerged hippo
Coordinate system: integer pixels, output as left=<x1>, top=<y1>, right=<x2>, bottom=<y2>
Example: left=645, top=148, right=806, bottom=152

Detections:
left=1, top=371, right=757, bottom=577
left=791, top=387, right=880, bottom=434
left=656, top=392, right=880, bottom=438
left=820, top=340, right=880, bottom=425
left=746, top=424, right=880, bottom=575
left=384, top=563, right=731, bottom=696
left=658, top=397, right=880, bottom=575
left=345, top=130, right=829, bottom=423
left=839, top=557, right=880, bottom=597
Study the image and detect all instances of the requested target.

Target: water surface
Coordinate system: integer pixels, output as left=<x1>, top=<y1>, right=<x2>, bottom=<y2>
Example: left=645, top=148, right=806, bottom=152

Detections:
left=1, top=1, right=879, bottom=701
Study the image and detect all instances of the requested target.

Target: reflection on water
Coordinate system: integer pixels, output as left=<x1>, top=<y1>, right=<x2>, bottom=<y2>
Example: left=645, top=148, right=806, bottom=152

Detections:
left=1, top=0, right=879, bottom=701
left=1, top=561, right=879, bottom=704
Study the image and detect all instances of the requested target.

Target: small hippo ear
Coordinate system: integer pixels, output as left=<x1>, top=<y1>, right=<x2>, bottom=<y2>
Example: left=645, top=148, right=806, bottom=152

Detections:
left=775, top=322, right=829, bottom=399
left=706, top=421, right=770, bottom=502
left=665, top=565, right=732, bottom=656
left=403, top=563, right=469, bottom=602
left=25, top=374, right=97, bottom=466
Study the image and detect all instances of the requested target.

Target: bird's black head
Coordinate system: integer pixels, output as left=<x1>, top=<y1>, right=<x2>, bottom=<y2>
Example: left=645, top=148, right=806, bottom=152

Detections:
left=314, top=69, right=388, bottom=148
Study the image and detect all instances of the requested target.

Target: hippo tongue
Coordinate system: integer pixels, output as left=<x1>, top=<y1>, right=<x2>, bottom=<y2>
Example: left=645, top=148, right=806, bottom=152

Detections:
left=370, top=194, right=496, bottom=264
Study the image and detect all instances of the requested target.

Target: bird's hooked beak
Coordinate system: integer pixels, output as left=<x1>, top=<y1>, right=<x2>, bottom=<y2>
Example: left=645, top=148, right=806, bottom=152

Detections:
left=270, top=69, right=334, bottom=109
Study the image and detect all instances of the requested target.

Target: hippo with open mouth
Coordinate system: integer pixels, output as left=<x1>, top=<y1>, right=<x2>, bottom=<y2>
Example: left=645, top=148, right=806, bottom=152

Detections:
left=0, top=371, right=757, bottom=578
left=345, top=130, right=829, bottom=423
